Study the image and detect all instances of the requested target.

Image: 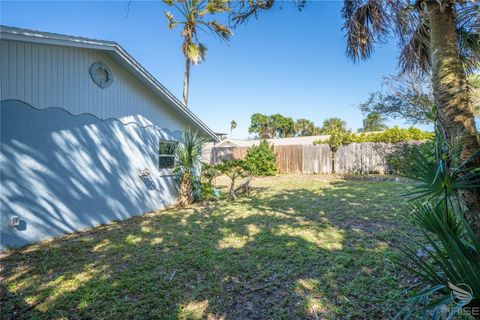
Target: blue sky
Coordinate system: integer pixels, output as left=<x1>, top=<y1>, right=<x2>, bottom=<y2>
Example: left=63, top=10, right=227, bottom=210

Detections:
left=1, top=1, right=426, bottom=138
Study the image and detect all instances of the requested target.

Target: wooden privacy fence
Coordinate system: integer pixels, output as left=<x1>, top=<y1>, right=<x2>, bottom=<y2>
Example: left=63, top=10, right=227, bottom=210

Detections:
left=334, top=142, right=393, bottom=174
left=205, top=142, right=401, bottom=174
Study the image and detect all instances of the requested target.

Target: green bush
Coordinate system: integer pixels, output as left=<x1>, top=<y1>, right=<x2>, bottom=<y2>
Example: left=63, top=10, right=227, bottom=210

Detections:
left=194, top=163, right=221, bottom=201
left=355, top=127, right=433, bottom=143
left=314, top=127, right=433, bottom=147
left=244, top=140, right=277, bottom=176
left=386, top=141, right=434, bottom=175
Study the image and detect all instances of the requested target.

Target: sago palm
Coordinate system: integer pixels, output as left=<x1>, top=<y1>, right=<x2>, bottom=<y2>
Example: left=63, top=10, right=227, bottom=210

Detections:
left=164, top=0, right=232, bottom=106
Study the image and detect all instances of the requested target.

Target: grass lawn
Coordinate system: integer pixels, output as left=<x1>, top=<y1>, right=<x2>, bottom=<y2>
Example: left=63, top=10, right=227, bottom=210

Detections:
left=1, top=175, right=420, bottom=319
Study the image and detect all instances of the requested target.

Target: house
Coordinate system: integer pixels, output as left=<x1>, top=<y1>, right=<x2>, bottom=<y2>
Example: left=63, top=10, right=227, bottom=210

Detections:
left=0, top=26, right=218, bottom=250
left=214, top=135, right=331, bottom=148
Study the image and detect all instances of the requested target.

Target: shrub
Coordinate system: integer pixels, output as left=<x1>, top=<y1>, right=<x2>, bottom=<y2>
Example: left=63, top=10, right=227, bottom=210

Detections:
left=244, top=140, right=277, bottom=176
left=216, top=159, right=251, bottom=200
left=313, top=127, right=433, bottom=147
left=193, top=163, right=221, bottom=201
left=357, top=127, right=433, bottom=143
left=386, top=141, right=434, bottom=175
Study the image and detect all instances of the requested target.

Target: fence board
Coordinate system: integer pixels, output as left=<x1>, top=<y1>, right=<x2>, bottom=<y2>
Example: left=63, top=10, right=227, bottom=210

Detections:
left=334, top=142, right=392, bottom=174
left=206, top=142, right=404, bottom=174
left=275, top=145, right=303, bottom=174
left=302, top=144, right=331, bottom=174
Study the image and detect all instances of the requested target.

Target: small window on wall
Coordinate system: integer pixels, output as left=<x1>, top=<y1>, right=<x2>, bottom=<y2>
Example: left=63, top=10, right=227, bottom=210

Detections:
left=159, top=141, right=177, bottom=169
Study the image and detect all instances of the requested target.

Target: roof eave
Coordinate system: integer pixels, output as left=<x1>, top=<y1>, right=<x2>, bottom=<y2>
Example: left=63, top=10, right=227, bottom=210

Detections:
left=0, top=25, right=219, bottom=142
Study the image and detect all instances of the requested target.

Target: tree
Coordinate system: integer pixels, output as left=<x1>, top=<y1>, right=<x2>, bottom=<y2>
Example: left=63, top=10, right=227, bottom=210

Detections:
left=341, top=0, right=480, bottom=160
left=295, top=118, right=316, bottom=136
left=231, top=0, right=479, bottom=158
left=174, top=130, right=205, bottom=206
left=360, top=112, right=387, bottom=132
left=271, top=114, right=295, bottom=137
left=231, top=0, right=480, bottom=234
left=230, top=120, right=237, bottom=137
left=359, top=72, right=435, bottom=125
left=318, top=117, right=348, bottom=134
left=163, top=0, right=232, bottom=106
left=248, top=113, right=273, bottom=138
left=216, top=159, right=250, bottom=200
left=248, top=113, right=295, bottom=138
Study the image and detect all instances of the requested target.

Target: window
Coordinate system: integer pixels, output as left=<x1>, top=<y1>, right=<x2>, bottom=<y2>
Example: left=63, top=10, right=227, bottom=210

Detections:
left=159, top=141, right=177, bottom=169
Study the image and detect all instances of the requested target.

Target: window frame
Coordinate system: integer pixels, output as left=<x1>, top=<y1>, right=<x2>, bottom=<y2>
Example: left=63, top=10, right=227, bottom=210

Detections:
left=158, top=140, right=177, bottom=173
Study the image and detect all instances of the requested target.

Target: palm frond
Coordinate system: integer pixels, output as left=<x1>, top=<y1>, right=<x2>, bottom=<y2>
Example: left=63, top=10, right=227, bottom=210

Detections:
left=174, top=130, right=206, bottom=178
left=396, top=213, right=480, bottom=318
left=409, top=201, right=465, bottom=238
left=399, top=14, right=431, bottom=73
left=406, top=128, right=480, bottom=206
left=208, top=21, right=233, bottom=40
left=342, top=0, right=390, bottom=61
left=164, top=10, right=178, bottom=29
left=185, top=43, right=207, bottom=64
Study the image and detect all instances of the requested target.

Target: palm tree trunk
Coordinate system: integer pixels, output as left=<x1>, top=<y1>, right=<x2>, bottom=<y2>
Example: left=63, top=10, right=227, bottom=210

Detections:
left=178, top=175, right=193, bottom=206
left=183, top=58, right=190, bottom=107
left=428, top=2, right=480, bottom=234
left=428, top=2, right=479, bottom=154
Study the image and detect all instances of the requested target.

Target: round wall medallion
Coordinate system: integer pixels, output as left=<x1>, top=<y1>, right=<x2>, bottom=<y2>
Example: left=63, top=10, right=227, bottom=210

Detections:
left=89, top=62, right=113, bottom=88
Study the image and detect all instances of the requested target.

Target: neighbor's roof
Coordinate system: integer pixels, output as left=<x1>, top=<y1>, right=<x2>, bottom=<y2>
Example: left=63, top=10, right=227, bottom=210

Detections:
left=0, top=25, right=219, bottom=142
left=216, top=135, right=331, bottom=147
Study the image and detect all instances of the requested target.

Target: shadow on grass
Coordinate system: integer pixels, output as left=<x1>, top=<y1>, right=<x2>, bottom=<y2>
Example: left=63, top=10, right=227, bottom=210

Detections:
left=1, top=179, right=417, bottom=319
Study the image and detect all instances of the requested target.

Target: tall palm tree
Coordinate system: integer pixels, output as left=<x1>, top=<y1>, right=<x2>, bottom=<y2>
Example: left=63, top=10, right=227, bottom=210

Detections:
left=164, top=0, right=233, bottom=106
left=341, top=0, right=480, bottom=231
left=231, top=0, right=479, bottom=156
left=343, top=0, right=479, bottom=159
left=231, top=0, right=480, bottom=228
left=230, top=119, right=237, bottom=137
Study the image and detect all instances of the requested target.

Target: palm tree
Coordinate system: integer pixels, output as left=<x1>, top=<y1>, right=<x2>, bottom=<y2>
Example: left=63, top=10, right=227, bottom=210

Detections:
left=231, top=0, right=480, bottom=231
left=295, top=118, right=315, bottom=136
left=341, top=0, right=480, bottom=231
left=360, top=112, right=387, bottom=132
left=230, top=119, right=237, bottom=137
left=344, top=0, right=479, bottom=159
left=174, top=130, right=206, bottom=206
left=164, top=0, right=233, bottom=106
left=319, top=117, right=348, bottom=134
left=232, top=0, right=479, bottom=156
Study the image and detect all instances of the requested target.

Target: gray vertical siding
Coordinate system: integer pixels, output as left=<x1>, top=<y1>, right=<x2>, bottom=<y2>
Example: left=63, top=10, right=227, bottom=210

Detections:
left=0, top=41, right=187, bottom=131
